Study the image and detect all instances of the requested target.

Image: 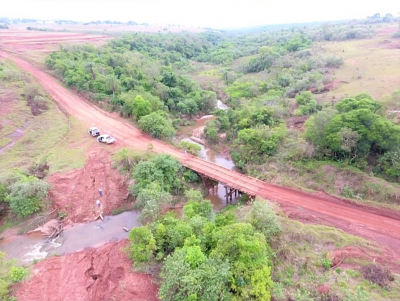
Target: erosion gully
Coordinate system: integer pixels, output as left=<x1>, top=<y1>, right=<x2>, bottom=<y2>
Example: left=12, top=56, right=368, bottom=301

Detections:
left=0, top=100, right=238, bottom=264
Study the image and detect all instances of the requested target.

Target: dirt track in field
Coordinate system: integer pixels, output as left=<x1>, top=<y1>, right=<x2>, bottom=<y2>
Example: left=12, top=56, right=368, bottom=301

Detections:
left=1, top=48, right=400, bottom=270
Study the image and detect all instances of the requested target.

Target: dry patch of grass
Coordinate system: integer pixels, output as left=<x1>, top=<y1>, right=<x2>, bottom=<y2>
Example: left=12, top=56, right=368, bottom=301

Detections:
left=43, top=116, right=94, bottom=174
left=0, top=59, right=90, bottom=175
left=271, top=218, right=400, bottom=300
left=321, top=27, right=400, bottom=101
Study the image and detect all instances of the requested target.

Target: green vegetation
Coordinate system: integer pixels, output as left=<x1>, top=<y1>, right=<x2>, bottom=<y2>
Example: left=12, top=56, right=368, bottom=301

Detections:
left=45, top=35, right=222, bottom=137
left=129, top=199, right=278, bottom=301
left=176, top=140, right=201, bottom=156
left=0, top=252, right=28, bottom=300
left=0, top=170, right=50, bottom=218
left=113, top=151, right=200, bottom=222
left=305, top=93, right=400, bottom=179
left=127, top=192, right=399, bottom=300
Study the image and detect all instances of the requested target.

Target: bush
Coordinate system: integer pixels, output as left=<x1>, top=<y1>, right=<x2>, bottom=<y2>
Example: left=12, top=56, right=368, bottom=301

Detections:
left=6, top=177, right=50, bottom=217
left=159, top=249, right=232, bottom=301
left=178, top=141, right=201, bottom=156
left=128, top=226, right=156, bottom=266
left=112, top=148, right=154, bottom=174
left=137, top=183, right=172, bottom=224
left=138, top=112, right=175, bottom=139
left=10, top=266, right=28, bottom=283
left=0, top=171, right=50, bottom=218
left=131, top=154, right=182, bottom=195
left=360, top=264, right=393, bottom=287
left=0, top=252, right=27, bottom=300
left=245, top=200, right=281, bottom=242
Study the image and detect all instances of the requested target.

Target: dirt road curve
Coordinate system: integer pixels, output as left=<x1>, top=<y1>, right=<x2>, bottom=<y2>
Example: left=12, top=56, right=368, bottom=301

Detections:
left=1, top=51, right=400, bottom=261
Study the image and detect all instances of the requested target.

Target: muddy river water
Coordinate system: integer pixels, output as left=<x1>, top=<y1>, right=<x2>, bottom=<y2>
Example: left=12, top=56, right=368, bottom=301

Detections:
left=0, top=100, right=239, bottom=264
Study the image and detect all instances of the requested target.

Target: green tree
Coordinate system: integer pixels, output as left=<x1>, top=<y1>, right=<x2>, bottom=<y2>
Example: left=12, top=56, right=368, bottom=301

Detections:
left=84, top=62, right=96, bottom=80
left=159, top=249, right=232, bottom=301
left=210, top=223, right=273, bottom=300
left=245, top=200, right=281, bottom=242
left=325, top=109, right=400, bottom=157
left=204, top=122, right=219, bottom=144
left=0, top=171, right=50, bottom=218
left=336, top=93, right=381, bottom=113
left=184, top=189, right=204, bottom=203
left=105, top=75, right=120, bottom=97
left=296, top=91, right=314, bottom=105
left=295, top=91, right=319, bottom=116
left=132, top=95, right=152, bottom=120
left=138, top=112, right=176, bottom=139
left=304, top=108, right=338, bottom=153
left=137, top=182, right=173, bottom=224
left=377, top=147, right=400, bottom=181
left=0, top=252, right=28, bottom=300
left=132, top=154, right=182, bottom=195
left=184, top=200, right=213, bottom=220
left=128, top=226, right=156, bottom=266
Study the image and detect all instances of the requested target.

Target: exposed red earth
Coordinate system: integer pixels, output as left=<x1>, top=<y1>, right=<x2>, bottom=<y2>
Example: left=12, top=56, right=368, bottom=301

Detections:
left=0, top=30, right=111, bottom=60
left=14, top=240, right=159, bottom=301
left=1, top=50, right=400, bottom=272
left=48, top=147, right=129, bottom=223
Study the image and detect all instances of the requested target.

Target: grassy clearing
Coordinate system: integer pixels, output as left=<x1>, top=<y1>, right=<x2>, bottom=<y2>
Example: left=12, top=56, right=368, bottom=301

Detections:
left=0, top=101, right=69, bottom=171
left=322, top=27, right=400, bottom=101
left=0, top=58, right=92, bottom=175
left=42, top=116, right=93, bottom=174
left=273, top=218, right=400, bottom=300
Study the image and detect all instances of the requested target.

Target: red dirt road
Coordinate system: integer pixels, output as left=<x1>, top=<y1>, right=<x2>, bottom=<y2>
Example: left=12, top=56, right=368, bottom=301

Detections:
left=1, top=51, right=400, bottom=267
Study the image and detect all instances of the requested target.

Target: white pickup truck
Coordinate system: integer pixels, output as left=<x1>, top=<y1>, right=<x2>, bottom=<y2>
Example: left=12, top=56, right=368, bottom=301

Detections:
left=97, top=134, right=115, bottom=144
left=88, top=127, right=100, bottom=137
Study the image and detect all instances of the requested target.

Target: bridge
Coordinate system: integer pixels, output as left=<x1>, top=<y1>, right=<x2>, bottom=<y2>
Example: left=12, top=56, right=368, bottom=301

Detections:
left=2, top=51, right=400, bottom=253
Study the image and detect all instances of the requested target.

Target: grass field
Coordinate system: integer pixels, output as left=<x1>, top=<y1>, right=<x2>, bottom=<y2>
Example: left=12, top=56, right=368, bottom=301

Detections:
left=0, top=59, right=91, bottom=174
left=322, top=25, right=400, bottom=101
left=273, top=217, right=400, bottom=301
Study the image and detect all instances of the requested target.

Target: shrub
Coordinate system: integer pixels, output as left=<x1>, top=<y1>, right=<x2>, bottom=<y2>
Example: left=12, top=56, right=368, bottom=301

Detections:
left=178, top=141, right=201, bottom=156
left=6, top=176, right=50, bottom=217
left=138, top=112, right=175, bottom=139
left=0, top=171, right=50, bottom=218
left=321, top=256, right=332, bottom=271
left=159, top=250, right=232, bottom=301
left=360, top=264, right=393, bottom=287
left=10, top=266, right=28, bottom=283
left=112, top=148, right=153, bottom=174
left=0, top=252, right=27, bottom=300
left=246, top=200, right=281, bottom=241
left=128, top=226, right=156, bottom=265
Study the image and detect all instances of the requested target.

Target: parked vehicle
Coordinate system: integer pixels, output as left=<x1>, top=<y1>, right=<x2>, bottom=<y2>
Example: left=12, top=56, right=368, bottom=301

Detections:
left=88, top=127, right=100, bottom=137
left=97, top=134, right=115, bottom=144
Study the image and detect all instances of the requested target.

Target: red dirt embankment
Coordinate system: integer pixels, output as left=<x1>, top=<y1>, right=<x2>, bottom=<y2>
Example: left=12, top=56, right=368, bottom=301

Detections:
left=13, top=240, right=159, bottom=301
left=48, top=148, right=129, bottom=223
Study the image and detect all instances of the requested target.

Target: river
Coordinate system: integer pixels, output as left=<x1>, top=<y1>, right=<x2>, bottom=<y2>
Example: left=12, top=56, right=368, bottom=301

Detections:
left=0, top=100, right=239, bottom=264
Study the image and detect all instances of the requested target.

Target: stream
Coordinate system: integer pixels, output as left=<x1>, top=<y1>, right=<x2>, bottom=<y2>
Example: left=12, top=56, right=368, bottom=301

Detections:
left=0, top=100, right=239, bottom=264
